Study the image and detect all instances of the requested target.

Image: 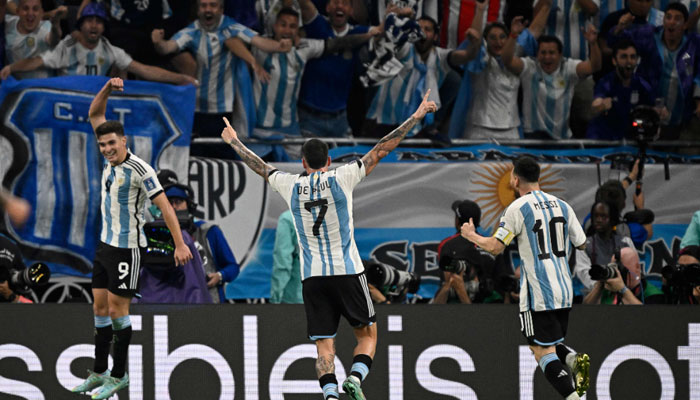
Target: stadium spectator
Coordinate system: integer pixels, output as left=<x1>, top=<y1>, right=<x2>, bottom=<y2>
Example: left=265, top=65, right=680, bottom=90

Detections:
left=586, top=39, right=663, bottom=139
left=610, top=3, right=700, bottom=139
left=662, top=245, right=700, bottom=304
left=364, top=4, right=486, bottom=138
left=250, top=7, right=375, bottom=149
left=433, top=199, right=497, bottom=304
left=502, top=17, right=601, bottom=139
left=573, top=201, right=634, bottom=296
left=270, top=210, right=303, bottom=304
left=158, top=170, right=240, bottom=303
left=296, top=0, right=377, bottom=138
left=438, top=0, right=506, bottom=49
left=581, top=247, right=644, bottom=304
left=258, top=0, right=303, bottom=35
left=546, top=0, right=599, bottom=60
left=681, top=210, right=700, bottom=248
left=598, top=0, right=664, bottom=80
left=359, top=1, right=424, bottom=89
left=151, top=0, right=291, bottom=142
left=0, top=3, right=196, bottom=85
left=3, top=0, right=66, bottom=79
left=77, top=0, right=173, bottom=67
left=461, top=0, right=551, bottom=140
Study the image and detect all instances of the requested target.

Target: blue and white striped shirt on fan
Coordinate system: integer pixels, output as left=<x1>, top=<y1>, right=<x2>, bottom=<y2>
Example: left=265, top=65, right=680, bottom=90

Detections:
left=4, top=15, right=53, bottom=79
left=546, top=0, right=600, bottom=60
left=252, top=38, right=325, bottom=134
left=268, top=161, right=366, bottom=280
left=41, top=36, right=132, bottom=76
left=173, top=15, right=256, bottom=114
left=100, top=152, right=163, bottom=249
left=520, top=57, right=581, bottom=139
left=494, top=190, right=586, bottom=312
left=367, top=45, right=453, bottom=126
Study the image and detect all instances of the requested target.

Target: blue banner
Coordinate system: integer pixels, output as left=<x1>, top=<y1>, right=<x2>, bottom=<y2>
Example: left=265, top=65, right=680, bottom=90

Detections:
left=0, top=76, right=195, bottom=276
left=329, top=144, right=700, bottom=163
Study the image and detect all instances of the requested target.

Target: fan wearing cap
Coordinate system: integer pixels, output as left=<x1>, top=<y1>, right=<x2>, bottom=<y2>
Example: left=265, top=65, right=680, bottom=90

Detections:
left=433, top=200, right=497, bottom=304
left=162, top=172, right=240, bottom=304
left=0, top=2, right=196, bottom=85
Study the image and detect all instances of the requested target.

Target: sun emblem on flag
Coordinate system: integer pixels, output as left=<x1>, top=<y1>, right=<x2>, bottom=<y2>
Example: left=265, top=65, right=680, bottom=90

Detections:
left=469, top=162, right=565, bottom=231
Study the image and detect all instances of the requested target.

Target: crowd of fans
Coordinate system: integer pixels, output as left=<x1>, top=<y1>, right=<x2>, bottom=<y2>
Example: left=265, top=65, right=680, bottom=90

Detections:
left=1, top=0, right=699, bottom=305
left=1, top=0, right=700, bottom=149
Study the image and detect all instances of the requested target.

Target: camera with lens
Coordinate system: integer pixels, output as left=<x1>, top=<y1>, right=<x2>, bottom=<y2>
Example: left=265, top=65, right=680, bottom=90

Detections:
left=0, top=262, right=50, bottom=293
left=589, top=249, right=628, bottom=282
left=629, top=105, right=660, bottom=142
left=662, top=263, right=700, bottom=288
left=365, top=261, right=421, bottom=301
left=442, top=257, right=469, bottom=275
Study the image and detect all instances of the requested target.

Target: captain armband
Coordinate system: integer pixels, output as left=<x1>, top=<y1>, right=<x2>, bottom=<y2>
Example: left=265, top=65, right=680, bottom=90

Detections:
left=494, top=226, right=515, bottom=246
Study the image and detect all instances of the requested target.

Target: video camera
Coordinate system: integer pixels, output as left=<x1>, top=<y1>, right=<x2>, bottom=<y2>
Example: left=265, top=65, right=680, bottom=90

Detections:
left=365, top=261, right=420, bottom=300
left=143, top=210, right=194, bottom=269
left=0, top=262, right=50, bottom=293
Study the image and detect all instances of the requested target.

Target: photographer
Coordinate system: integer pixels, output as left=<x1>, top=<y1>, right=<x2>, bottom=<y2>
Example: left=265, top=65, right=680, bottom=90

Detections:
left=433, top=200, right=497, bottom=304
left=583, top=248, right=644, bottom=305
left=574, top=200, right=635, bottom=297
left=0, top=234, right=36, bottom=303
left=662, top=246, right=700, bottom=304
left=364, top=260, right=420, bottom=304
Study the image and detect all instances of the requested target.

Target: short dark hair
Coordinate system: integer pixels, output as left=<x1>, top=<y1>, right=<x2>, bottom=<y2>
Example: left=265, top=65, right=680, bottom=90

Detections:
left=418, top=15, right=439, bottom=32
left=595, top=180, right=626, bottom=212
left=95, top=120, right=125, bottom=138
left=512, top=156, right=540, bottom=183
left=277, top=7, right=299, bottom=20
left=666, top=2, right=689, bottom=21
left=612, top=38, right=637, bottom=58
left=537, top=35, right=563, bottom=54
left=302, top=139, right=329, bottom=169
left=484, top=22, right=508, bottom=38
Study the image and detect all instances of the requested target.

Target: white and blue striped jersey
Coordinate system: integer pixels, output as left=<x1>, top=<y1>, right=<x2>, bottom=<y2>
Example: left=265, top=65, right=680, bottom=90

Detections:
left=173, top=15, right=257, bottom=114
left=494, top=190, right=586, bottom=312
left=367, top=45, right=453, bottom=125
left=520, top=57, right=581, bottom=139
left=659, top=42, right=685, bottom=125
left=268, top=160, right=366, bottom=280
left=546, top=0, right=600, bottom=60
left=4, top=15, right=53, bottom=79
left=41, top=36, right=132, bottom=76
left=252, top=38, right=325, bottom=133
left=100, top=152, right=163, bottom=249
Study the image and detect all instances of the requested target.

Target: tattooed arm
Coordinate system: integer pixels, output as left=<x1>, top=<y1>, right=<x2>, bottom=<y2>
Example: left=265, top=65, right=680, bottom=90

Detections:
left=361, top=90, right=438, bottom=176
left=221, top=118, right=275, bottom=180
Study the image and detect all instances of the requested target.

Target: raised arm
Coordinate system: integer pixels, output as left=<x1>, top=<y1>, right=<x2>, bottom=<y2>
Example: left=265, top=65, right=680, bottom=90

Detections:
left=448, top=1, right=486, bottom=65
left=502, top=16, right=526, bottom=75
left=529, top=0, right=553, bottom=39
left=126, top=61, right=198, bottom=86
left=47, top=5, right=67, bottom=47
left=151, top=29, right=180, bottom=55
left=323, top=31, right=374, bottom=55
left=576, top=24, right=601, bottom=78
left=221, top=117, right=276, bottom=180
left=251, top=35, right=292, bottom=53
left=298, top=0, right=318, bottom=24
left=225, top=37, right=270, bottom=83
left=89, top=77, right=123, bottom=131
left=360, top=90, right=437, bottom=176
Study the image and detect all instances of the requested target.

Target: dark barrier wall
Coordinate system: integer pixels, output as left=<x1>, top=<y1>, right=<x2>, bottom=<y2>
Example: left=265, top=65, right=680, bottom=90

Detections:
left=0, top=304, right=698, bottom=400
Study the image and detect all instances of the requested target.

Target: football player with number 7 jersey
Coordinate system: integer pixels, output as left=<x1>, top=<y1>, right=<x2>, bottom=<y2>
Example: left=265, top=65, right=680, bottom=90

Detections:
left=220, top=91, right=437, bottom=400
left=461, top=156, right=591, bottom=400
